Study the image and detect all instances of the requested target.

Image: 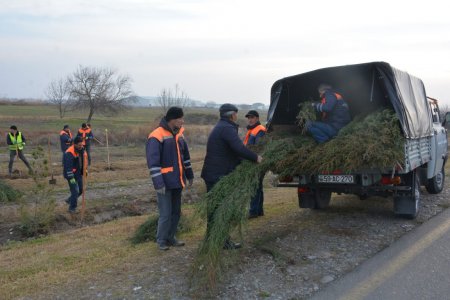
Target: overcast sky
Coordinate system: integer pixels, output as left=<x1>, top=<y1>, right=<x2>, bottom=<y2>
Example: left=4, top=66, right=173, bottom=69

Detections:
left=1, top=0, right=449, bottom=104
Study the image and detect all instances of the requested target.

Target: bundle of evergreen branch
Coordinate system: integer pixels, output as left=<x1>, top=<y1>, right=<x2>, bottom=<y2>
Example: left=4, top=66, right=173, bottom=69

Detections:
left=192, top=138, right=292, bottom=289
left=131, top=213, right=196, bottom=245
left=0, top=180, right=22, bottom=203
left=279, top=109, right=405, bottom=174
left=296, top=101, right=317, bottom=134
left=192, top=109, right=405, bottom=290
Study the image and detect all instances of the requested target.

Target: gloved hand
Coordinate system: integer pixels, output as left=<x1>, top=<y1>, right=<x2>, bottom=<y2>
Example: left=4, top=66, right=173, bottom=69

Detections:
left=69, top=178, right=76, bottom=185
left=188, top=178, right=194, bottom=186
left=156, top=187, right=166, bottom=195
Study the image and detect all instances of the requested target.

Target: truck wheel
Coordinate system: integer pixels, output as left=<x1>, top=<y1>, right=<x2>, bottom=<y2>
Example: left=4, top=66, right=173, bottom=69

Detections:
left=394, top=171, right=420, bottom=219
left=425, top=166, right=445, bottom=194
left=313, top=190, right=332, bottom=209
left=298, top=192, right=315, bottom=208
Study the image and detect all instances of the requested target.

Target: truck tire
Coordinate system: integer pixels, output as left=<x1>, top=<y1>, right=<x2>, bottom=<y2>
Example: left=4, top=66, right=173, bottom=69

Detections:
left=298, top=189, right=331, bottom=209
left=394, top=170, right=420, bottom=219
left=425, top=165, right=445, bottom=194
left=298, top=192, right=315, bottom=208
left=313, top=190, right=332, bottom=209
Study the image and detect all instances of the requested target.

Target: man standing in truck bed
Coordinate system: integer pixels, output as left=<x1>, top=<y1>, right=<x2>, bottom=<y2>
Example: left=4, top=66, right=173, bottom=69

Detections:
left=307, top=84, right=351, bottom=143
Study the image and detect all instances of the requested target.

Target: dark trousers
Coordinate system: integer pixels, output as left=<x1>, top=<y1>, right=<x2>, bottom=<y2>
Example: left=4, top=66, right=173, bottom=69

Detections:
left=306, top=121, right=338, bottom=144
left=67, top=175, right=83, bottom=211
left=9, top=150, right=32, bottom=174
left=156, top=188, right=182, bottom=245
left=204, top=180, right=217, bottom=237
left=249, top=177, right=264, bottom=216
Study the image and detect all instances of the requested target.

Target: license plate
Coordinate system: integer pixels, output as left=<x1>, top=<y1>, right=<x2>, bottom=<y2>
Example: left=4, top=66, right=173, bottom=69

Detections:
left=317, top=175, right=354, bottom=184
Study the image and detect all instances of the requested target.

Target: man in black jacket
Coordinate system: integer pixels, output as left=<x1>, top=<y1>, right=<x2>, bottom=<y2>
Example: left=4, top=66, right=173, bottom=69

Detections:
left=201, top=103, right=262, bottom=249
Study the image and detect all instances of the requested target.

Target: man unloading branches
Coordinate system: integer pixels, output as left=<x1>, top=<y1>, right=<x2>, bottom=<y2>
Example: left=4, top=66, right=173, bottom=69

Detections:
left=306, top=84, right=351, bottom=143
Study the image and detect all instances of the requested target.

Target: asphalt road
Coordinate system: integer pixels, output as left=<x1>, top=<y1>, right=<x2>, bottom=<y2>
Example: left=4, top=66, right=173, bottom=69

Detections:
left=311, top=208, right=450, bottom=300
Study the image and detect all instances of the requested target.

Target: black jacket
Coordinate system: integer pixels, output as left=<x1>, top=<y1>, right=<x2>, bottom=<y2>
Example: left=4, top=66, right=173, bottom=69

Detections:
left=201, top=117, right=258, bottom=183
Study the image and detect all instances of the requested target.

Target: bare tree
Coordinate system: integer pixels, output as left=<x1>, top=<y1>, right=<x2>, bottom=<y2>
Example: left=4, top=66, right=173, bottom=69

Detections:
left=157, top=84, right=191, bottom=114
left=45, top=78, right=72, bottom=118
left=66, top=66, right=136, bottom=122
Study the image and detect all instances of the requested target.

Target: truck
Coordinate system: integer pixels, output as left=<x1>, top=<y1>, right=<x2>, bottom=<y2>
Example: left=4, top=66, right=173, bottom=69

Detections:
left=267, top=62, right=449, bottom=219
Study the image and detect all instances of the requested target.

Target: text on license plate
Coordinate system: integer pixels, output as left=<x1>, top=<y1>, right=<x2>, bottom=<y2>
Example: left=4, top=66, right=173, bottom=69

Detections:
left=317, top=175, right=354, bottom=184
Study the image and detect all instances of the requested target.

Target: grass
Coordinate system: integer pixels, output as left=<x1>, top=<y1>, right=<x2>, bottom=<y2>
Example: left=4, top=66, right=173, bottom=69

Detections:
left=0, top=187, right=297, bottom=299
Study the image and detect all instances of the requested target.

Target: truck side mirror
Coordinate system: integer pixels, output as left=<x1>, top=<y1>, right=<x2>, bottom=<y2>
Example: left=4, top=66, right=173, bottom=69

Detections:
left=442, top=112, right=450, bottom=127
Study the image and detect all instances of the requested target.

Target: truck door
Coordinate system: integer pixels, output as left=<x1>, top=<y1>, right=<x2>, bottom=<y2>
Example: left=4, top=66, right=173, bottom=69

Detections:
left=427, top=100, right=448, bottom=179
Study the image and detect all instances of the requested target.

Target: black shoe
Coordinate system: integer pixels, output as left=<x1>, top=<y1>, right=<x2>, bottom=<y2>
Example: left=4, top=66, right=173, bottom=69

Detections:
left=68, top=209, right=78, bottom=214
left=159, top=243, right=170, bottom=251
left=248, top=214, right=258, bottom=219
left=223, top=240, right=242, bottom=250
left=65, top=198, right=70, bottom=204
left=258, top=212, right=264, bottom=217
left=168, top=239, right=185, bottom=247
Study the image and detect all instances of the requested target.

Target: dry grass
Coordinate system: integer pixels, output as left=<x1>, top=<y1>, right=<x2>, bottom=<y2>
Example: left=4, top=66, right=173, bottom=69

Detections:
left=0, top=186, right=297, bottom=299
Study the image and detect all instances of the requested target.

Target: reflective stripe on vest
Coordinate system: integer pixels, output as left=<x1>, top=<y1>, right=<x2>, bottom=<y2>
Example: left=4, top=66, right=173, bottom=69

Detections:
left=8, top=132, right=24, bottom=151
left=320, top=92, right=343, bottom=119
left=244, top=125, right=266, bottom=145
left=148, top=127, right=186, bottom=188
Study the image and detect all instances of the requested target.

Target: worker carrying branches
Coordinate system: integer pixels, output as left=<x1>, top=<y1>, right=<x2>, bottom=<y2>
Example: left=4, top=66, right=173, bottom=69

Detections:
left=6, top=125, right=33, bottom=177
left=306, top=84, right=351, bottom=143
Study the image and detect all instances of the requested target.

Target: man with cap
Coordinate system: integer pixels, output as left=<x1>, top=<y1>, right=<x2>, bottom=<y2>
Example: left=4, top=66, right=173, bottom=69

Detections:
left=146, top=106, right=194, bottom=251
left=243, top=110, right=266, bottom=218
left=6, top=125, right=33, bottom=177
left=201, top=103, right=263, bottom=250
left=60, top=125, right=73, bottom=154
left=77, top=123, right=93, bottom=166
left=307, top=84, right=351, bottom=143
left=63, top=136, right=85, bottom=213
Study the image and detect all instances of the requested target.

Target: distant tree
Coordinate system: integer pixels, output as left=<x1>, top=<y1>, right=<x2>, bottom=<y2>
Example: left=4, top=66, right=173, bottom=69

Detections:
left=45, top=78, right=72, bottom=119
left=157, top=84, right=190, bottom=114
left=66, top=66, right=136, bottom=122
left=205, top=101, right=217, bottom=108
left=238, top=104, right=252, bottom=110
left=251, top=102, right=266, bottom=110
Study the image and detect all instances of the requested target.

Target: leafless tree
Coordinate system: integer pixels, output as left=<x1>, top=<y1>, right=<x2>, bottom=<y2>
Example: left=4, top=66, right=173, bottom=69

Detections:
left=66, top=66, right=136, bottom=122
left=157, top=84, right=191, bottom=114
left=45, top=78, right=72, bottom=118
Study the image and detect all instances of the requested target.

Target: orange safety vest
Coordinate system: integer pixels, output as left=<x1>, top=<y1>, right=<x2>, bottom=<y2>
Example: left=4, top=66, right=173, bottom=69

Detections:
left=321, top=92, right=343, bottom=119
left=65, top=145, right=80, bottom=173
left=78, top=128, right=91, bottom=145
left=60, top=130, right=73, bottom=144
left=244, top=124, right=266, bottom=145
left=148, top=127, right=186, bottom=188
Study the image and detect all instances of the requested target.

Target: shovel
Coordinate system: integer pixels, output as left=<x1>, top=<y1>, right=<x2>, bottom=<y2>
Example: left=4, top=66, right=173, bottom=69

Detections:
left=48, top=136, right=57, bottom=184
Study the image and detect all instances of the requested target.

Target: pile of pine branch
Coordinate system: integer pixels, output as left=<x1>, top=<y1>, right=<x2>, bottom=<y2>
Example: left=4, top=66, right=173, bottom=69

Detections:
left=192, top=109, right=405, bottom=290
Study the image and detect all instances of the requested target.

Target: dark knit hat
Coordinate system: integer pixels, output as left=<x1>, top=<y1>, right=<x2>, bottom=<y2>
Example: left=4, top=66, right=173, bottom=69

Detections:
left=245, top=110, right=259, bottom=118
left=219, top=103, right=238, bottom=116
left=63, top=124, right=70, bottom=129
left=10, top=125, right=18, bottom=130
left=81, top=123, right=87, bottom=128
left=165, top=106, right=184, bottom=121
left=74, top=136, right=83, bottom=144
